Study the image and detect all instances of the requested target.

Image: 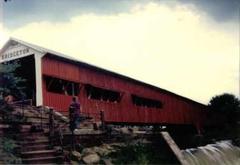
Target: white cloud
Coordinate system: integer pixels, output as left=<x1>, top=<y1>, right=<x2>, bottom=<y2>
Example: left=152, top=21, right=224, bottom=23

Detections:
left=1, top=2, right=239, bottom=104
left=0, top=24, right=9, bottom=47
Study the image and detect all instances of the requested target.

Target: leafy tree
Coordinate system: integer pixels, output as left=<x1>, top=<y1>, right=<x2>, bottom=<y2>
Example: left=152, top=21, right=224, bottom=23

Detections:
left=208, top=93, right=240, bottom=124
left=0, top=62, right=25, bottom=122
left=208, top=93, right=240, bottom=112
left=0, top=61, right=25, bottom=103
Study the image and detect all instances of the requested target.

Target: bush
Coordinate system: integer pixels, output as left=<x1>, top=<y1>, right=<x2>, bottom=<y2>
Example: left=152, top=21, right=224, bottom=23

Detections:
left=0, top=137, right=22, bottom=164
left=109, top=141, right=179, bottom=165
left=2, top=138, right=17, bottom=153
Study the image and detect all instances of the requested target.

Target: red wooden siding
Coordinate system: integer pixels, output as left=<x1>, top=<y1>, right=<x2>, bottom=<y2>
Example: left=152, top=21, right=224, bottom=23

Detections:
left=42, top=56, right=207, bottom=128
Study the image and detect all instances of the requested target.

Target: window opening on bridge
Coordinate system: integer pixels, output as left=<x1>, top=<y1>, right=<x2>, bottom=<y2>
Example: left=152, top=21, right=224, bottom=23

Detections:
left=132, top=94, right=163, bottom=109
left=85, top=84, right=121, bottom=103
left=45, top=76, right=79, bottom=96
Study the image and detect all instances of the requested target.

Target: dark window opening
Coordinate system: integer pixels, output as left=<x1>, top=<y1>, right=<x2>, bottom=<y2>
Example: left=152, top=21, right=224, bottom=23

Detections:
left=132, top=94, right=163, bottom=109
left=45, top=76, right=79, bottom=96
left=85, top=84, right=121, bottom=103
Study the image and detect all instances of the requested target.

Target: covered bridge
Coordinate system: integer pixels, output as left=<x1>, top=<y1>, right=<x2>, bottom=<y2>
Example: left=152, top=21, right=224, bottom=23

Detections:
left=0, top=38, right=207, bottom=132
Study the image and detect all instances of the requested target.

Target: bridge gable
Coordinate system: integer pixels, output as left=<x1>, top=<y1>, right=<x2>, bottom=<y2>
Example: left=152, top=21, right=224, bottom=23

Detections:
left=0, top=39, right=44, bottom=63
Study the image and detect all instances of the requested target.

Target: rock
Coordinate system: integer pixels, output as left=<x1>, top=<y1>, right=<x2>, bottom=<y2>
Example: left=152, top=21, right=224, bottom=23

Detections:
left=82, top=148, right=96, bottom=155
left=54, top=146, right=62, bottom=154
left=74, top=129, right=93, bottom=135
left=54, top=146, right=62, bottom=151
left=93, top=146, right=110, bottom=156
left=133, top=138, right=151, bottom=145
left=102, top=158, right=113, bottom=165
left=63, top=150, right=70, bottom=162
left=82, top=153, right=100, bottom=164
left=82, top=145, right=113, bottom=157
left=110, top=142, right=125, bottom=148
left=101, top=144, right=113, bottom=150
left=75, top=143, right=84, bottom=152
left=120, top=127, right=130, bottom=134
left=54, top=111, right=69, bottom=122
left=63, top=150, right=70, bottom=155
left=71, top=150, right=82, bottom=161
left=70, top=160, right=80, bottom=165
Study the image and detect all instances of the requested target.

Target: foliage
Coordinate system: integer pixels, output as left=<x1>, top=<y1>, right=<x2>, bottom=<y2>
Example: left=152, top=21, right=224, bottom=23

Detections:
left=0, top=61, right=25, bottom=101
left=152, top=125, right=161, bottom=133
left=0, top=62, right=26, bottom=124
left=208, top=93, right=240, bottom=112
left=208, top=93, right=240, bottom=125
left=0, top=105, right=27, bottom=125
left=4, top=153, right=22, bottom=164
left=0, top=137, right=22, bottom=164
left=1, top=137, right=17, bottom=153
left=109, top=141, right=179, bottom=165
left=109, top=142, right=148, bottom=165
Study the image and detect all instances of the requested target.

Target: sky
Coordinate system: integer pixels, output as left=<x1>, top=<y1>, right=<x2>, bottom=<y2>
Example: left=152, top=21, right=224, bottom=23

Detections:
left=0, top=0, right=239, bottom=104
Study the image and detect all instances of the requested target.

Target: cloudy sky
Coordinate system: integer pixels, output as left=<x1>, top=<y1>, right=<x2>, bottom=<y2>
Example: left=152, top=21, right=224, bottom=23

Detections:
left=0, top=0, right=239, bottom=104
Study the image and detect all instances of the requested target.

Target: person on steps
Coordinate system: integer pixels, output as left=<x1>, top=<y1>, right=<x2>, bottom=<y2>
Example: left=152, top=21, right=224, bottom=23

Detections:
left=69, top=96, right=81, bottom=129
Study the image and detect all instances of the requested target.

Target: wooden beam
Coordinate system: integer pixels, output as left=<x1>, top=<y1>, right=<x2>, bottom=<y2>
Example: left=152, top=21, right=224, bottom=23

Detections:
left=160, top=131, right=190, bottom=165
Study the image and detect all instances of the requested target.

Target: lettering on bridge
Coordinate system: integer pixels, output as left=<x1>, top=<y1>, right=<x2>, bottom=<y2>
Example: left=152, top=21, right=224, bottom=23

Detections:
left=1, top=48, right=30, bottom=60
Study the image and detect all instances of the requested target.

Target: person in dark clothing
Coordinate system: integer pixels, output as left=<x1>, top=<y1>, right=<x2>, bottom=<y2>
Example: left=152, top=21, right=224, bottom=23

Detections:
left=69, top=96, right=81, bottom=129
left=69, top=106, right=76, bottom=132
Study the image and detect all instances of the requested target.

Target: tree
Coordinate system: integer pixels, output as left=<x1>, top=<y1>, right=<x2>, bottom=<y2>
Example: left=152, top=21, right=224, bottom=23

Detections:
left=0, top=61, right=25, bottom=103
left=208, top=93, right=240, bottom=112
left=208, top=93, right=240, bottom=124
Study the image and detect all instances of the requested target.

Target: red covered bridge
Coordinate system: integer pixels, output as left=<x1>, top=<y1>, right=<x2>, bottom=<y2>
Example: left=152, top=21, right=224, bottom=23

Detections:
left=0, top=38, right=207, bottom=131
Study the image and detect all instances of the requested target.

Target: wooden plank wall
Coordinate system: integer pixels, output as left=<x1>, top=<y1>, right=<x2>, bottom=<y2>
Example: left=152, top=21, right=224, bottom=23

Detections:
left=42, top=56, right=207, bottom=128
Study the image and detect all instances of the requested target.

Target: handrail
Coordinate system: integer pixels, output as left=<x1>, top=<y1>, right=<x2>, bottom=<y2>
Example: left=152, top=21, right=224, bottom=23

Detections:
left=80, top=111, right=101, bottom=120
left=79, top=110, right=105, bottom=131
left=46, top=107, right=105, bottom=152
left=11, top=99, right=33, bottom=118
left=57, top=127, right=64, bottom=151
left=49, top=108, right=55, bottom=146
left=11, top=99, right=33, bottom=106
left=48, top=107, right=64, bottom=152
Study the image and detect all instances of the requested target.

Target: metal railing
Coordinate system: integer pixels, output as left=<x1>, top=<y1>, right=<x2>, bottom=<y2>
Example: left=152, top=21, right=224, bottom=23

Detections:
left=0, top=99, right=35, bottom=124
left=11, top=99, right=33, bottom=106
left=48, top=107, right=65, bottom=152
left=11, top=99, right=33, bottom=118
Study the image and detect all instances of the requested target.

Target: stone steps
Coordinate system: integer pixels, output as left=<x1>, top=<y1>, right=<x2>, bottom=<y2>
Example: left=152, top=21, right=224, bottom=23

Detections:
left=13, top=132, right=48, bottom=138
left=20, top=139, right=50, bottom=146
left=14, top=130, right=48, bottom=138
left=21, top=149, right=56, bottom=159
left=0, top=124, right=9, bottom=135
left=21, top=144, right=49, bottom=152
left=19, top=132, right=63, bottom=164
left=12, top=107, right=48, bottom=117
left=1, top=105, right=67, bottom=164
left=18, top=136, right=49, bottom=142
left=22, top=155, right=63, bottom=164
